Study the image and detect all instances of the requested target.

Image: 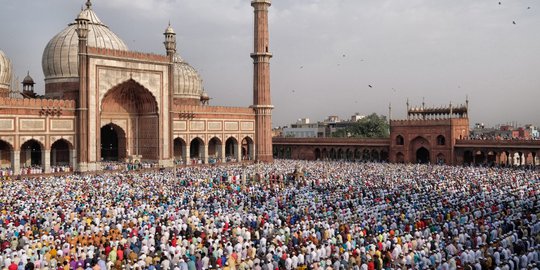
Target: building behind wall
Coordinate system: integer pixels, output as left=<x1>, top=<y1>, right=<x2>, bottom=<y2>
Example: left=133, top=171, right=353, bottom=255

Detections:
left=389, top=100, right=469, bottom=164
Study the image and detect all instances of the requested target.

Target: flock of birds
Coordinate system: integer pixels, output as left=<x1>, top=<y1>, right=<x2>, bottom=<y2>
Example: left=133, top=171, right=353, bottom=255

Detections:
left=290, top=1, right=533, bottom=96
left=500, top=1, right=533, bottom=25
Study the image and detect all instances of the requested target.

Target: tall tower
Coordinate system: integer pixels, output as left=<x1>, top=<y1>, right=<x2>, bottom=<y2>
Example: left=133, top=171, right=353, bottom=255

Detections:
left=75, top=5, right=90, bottom=171
left=163, top=23, right=176, bottom=59
left=251, top=0, right=273, bottom=163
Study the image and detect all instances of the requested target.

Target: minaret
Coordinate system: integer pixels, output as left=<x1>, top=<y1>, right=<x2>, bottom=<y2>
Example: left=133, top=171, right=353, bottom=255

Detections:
left=164, top=22, right=176, bottom=60
left=75, top=6, right=90, bottom=170
left=251, top=0, right=273, bottom=163
left=164, top=23, right=176, bottom=164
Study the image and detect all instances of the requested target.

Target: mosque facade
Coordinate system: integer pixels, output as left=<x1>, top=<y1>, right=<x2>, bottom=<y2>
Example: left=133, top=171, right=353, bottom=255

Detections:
left=0, top=0, right=274, bottom=174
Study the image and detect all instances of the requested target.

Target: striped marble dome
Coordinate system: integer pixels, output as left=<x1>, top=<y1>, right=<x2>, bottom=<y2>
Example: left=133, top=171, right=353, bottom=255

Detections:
left=41, top=2, right=128, bottom=83
left=172, top=54, right=204, bottom=100
left=0, top=50, right=13, bottom=90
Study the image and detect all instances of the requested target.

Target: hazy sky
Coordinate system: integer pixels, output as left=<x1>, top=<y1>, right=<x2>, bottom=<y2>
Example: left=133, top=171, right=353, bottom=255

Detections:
left=1, top=0, right=539, bottom=127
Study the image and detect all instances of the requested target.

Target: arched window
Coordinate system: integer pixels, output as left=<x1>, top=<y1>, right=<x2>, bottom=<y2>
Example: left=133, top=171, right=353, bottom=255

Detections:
left=437, top=135, right=446, bottom=145
left=396, top=135, right=404, bottom=145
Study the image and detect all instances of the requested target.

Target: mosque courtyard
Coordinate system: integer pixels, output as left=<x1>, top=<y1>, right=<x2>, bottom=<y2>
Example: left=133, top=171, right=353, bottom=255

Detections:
left=0, top=160, right=538, bottom=269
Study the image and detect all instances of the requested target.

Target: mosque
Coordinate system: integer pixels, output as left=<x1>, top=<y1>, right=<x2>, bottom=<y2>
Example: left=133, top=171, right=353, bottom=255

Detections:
left=0, top=0, right=274, bottom=173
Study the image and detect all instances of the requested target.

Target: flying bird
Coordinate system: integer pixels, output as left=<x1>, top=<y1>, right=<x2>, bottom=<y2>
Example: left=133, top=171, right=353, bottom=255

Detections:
left=513, top=21, right=516, bottom=25
left=368, top=85, right=373, bottom=88
left=300, top=66, right=303, bottom=69
left=527, top=6, right=531, bottom=9
left=342, top=54, right=346, bottom=58
left=498, top=2, right=501, bottom=5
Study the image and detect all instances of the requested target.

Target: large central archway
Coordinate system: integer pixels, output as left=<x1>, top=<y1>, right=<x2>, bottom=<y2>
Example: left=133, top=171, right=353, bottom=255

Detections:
left=410, top=136, right=430, bottom=164
left=101, top=79, right=159, bottom=161
left=416, top=147, right=430, bottom=164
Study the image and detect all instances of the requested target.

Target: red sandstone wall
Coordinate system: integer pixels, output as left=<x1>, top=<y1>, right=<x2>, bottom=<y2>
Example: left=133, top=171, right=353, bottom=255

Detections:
left=87, top=47, right=169, bottom=63
left=172, top=105, right=255, bottom=120
left=0, top=97, right=76, bottom=116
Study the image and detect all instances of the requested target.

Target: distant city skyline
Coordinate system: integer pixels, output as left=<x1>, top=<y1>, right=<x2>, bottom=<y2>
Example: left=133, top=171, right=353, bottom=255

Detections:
left=1, top=0, right=539, bottom=127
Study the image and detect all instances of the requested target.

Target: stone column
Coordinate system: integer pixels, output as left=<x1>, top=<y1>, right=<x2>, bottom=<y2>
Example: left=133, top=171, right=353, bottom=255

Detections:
left=508, top=152, right=514, bottom=166
left=183, top=144, right=190, bottom=165
left=202, top=144, right=208, bottom=164
left=12, top=151, right=20, bottom=175
left=219, top=143, right=226, bottom=163
left=43, top=150, right=51, bottom=173
left=250, top=143, right=256, bottom=161
left=237, top=142, right=243, bottom=162
left=71, top=150, right=77, bottom=171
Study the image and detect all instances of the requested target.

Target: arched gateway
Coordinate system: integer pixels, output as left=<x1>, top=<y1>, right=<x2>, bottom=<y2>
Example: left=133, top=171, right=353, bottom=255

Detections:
left=100, top=79, right=159, bottom=161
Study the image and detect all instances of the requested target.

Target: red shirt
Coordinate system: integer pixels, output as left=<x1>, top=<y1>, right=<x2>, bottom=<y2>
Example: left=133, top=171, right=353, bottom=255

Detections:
left=8, top=263, right=18, bottom=270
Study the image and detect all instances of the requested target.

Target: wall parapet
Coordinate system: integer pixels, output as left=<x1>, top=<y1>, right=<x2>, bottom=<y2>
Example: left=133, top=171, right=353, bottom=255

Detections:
left=0, top=97, right=76, bottom=109
left=390, top=118, right=468, bottom=126
left=273, top=137, right=390, bottom=146
left=455, top=139, right=540, bottom=147
left=87, top=47, right=170, bottom=63
left=173, top=105, right=255, bottom=115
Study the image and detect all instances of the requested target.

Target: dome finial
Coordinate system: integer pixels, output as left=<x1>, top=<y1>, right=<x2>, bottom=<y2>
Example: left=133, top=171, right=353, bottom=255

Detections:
left=86, top=0, right=92, bottom=9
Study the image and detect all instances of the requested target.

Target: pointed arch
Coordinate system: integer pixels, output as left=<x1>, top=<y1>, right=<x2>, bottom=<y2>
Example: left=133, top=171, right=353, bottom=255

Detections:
left=20, top=139, right=44, bottom=167
left=51, top=139, right=73, bottom=167
left=173, top=137, right=187, bottom=162
left=225, top=137, right=239, bottom=162
left=189, top=137, right=205, bottom=164
left=0, top=140, right=13, bottom=168
left=241, top=136, right=255, bottom=161
left=100, top=123, right=127, bottom=161
left=208, top=137, right=223, bottom=163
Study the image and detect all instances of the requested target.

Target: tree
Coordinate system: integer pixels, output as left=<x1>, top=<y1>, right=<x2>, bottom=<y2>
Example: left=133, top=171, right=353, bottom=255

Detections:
left=332, top=113, right=389, bottom=138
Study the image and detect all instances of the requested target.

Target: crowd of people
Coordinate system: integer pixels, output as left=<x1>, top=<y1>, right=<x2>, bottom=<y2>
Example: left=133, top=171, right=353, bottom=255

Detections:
left=0, top=160, right=539, bottom=269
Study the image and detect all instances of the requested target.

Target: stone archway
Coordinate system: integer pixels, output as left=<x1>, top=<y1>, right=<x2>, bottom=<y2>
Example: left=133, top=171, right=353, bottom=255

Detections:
left=410, top=136, right=430, bottom=164
left=314, top=148, right=321, bottom=160
left=51, top=139, right=73, bottom=166
left=20, top=139, right=43, bottom=167
left=100, top=123, right=126, bottom=161
left=241, top=137, right=255, bottom=161
left=321, top=148, right=328, bottom=159
left=173, top=138, right=186, bottom=162
left=436, top=153, right=446, bottom=165
left=225, top=137, right=239, bottom=161
left=0, top=140, right=12, bottom=168
left=464, top=150, right=474, bottom=165
left=416, top=147, right=430, bottom=164
left=101, top=79, right=159, bottom=161
left=208, top=137, right=223, bottom=162
left=190, top=138, right=205, bottom=160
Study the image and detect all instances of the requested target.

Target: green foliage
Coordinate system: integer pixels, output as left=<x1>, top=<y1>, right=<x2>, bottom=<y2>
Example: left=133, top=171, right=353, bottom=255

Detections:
left=332, top=113, right=389, bottom=138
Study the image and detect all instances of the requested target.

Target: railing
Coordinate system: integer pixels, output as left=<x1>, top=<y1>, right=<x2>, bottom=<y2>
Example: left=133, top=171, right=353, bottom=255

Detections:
left=455, top=139, right=540, bottom=147
left=272, top=137, right=390, bottom=146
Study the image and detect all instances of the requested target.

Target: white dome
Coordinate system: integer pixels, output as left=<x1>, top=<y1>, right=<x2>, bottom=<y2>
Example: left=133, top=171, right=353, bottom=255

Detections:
left=42, top=4, right=128, bottom=82
left=0, top=50, right=13, bottom=90
left=172, top=54, right=204, bottom=99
